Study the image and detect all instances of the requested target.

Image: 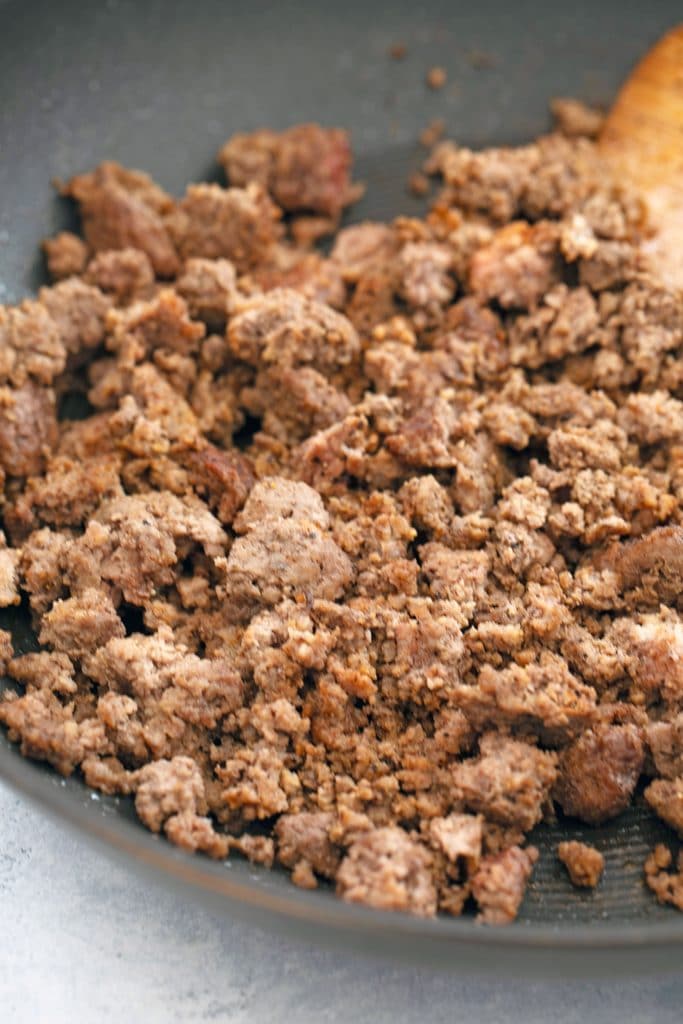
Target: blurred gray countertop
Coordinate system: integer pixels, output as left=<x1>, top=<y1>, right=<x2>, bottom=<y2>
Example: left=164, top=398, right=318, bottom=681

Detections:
left=0, top=781, right=681, bottom=1023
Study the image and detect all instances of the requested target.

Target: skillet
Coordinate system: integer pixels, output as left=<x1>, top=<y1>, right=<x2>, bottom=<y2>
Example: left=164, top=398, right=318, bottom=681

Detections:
left=1, top=0, right=682, bottom=975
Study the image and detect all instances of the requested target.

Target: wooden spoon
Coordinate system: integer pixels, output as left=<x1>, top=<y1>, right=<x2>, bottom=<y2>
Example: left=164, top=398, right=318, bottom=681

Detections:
left=599, top=25, right=683, bottom=290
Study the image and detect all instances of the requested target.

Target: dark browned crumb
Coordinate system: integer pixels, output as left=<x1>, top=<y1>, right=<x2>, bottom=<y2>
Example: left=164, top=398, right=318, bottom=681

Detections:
left=1, top=103, right=681, bottom=926
left=389, top=42, right=408, bottom=60
left=557, top=840, right=604, bottom=888
left=644, top=845, right=683, bottom=911
left=426, top=66, right=447, bottom=90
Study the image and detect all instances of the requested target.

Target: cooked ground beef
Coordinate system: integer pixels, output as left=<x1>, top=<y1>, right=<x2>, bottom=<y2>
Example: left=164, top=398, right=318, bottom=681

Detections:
left=557, top=840, right=604, bottom=888
left=1, top=102, right=681, bottom=926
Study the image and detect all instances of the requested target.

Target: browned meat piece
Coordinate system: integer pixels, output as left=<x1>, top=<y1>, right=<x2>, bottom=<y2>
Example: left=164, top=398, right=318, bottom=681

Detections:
left=166, top=183, right=282, bottom=272
left=428, top=813, right=483, bottom=874
left=616, top=279, right=683, bottom=387
left=547, top=420, right=626, bottom=473
left=557, top=840, right=604, bottom=888
left=646, top=715, right=683, bottom=780
left=344, top=262, right=401, bottom=334
left=453, top=432, right=508, bottom=515
left=176, top=258, right=238, bottom=330
left=134, top=756, right=229, bottom=857
left=579, top=239, right=638, bottom=291
left=644, top=845, right=683, bottom=912
left=0, top=300, right=65, bottom=387
left=469, top=221, right=559, bottom=309
left=218, top=124, right=361, bottom=218
left=229, top=834, right=275, bottom=868
left=364, top=342, right=457, bottom=406
left=419, top=544, right=489, bottom=621
left=135, top=755, right=206, bottom=831
left=612, top=615, right=683, bottom=705
left=163, top=810, right=229, bottom=858
left=554, top=725, right=644, bottom=825
left=57, top=412, right=118, bottom=459
left=234, top=477, right=330, bottom=533
left=618, top=391, right=683, bottom=446
left=427, top=133, right=618, bottom=225
left=247, top=246, right=346, bottom=309
left=39, top=588, right=124, bottom=660
left=275, top=811, right=340, bottom=878
left=39, top=279, right=112, bottom=356
left=497, top=476, right=550, bottom=527
left=63, top=161, right=179, bottom=277
left=81, top=755, right=135, bottom=796
left=216, top=740, right=295, bottom=821
left=551, top=98, right=604, bottom=138
left=93, top=691, right=146, bottom=764
left=471, top=845, right=538, bottom=924
left=223, top=477, right=353, bottom=621
left=398, top=242, right=454, bottom=309
left=85, top=630, right=243, bottom=751
left=452, top=655, right=596, bottom=741
left=509, top=285, right=600, bottom=369
left=0, top=383, right=58, bottom=477
left=645, top=778, right=683, bottom=838
left=228, top=288, right=359, bottom=375
left=99, top=362, right=201, bottom=451
left=337, top=827, right=436, bottom=917
left=593, top=526, right=683, bottom=607
left=107, top=288, right=205, bottom=366
left=0, top=689, right=105, bottom=775
left=31, top=492, right=225, bottom=610
left=493, top=519, right=555, bottom=582
left=84, top=248, right=155, bottom=303
left=483, top=401, right=537, bottom=449
left=184, top=445, right=255, bottom=525
left=18, top=527, right=70, bottom=614
left=386, top=398, right=458, bottom=469
left=5, top=453, right=122, bottom=539
left=42, top=231, right=88, bottom=280
left=453, top=733, right=558, bottom=831
left=87, top=492, right=226, bottom=603
left=245, top=365, right=351, bottom=442
left=9, top=652, right=77, bottom=701
left=330, top=222, right=397, bottom=283
left=398, top=475, right=455, bottom=541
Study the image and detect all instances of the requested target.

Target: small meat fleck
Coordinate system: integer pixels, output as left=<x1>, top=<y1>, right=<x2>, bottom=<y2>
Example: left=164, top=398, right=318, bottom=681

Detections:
left=426, top=67, right=447, bottom=90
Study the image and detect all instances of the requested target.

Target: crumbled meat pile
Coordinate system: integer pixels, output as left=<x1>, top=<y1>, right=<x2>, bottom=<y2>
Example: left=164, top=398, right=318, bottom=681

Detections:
left=2, top=110, right=683, bottom=925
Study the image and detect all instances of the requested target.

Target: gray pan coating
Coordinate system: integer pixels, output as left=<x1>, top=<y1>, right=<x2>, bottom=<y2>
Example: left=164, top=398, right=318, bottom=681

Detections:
left=0, top=0, right=682, bottom=974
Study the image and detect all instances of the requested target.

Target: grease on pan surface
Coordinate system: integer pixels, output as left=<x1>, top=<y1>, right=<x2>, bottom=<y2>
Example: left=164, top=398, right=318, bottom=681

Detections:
left=1, top=107, right=683, bottom=924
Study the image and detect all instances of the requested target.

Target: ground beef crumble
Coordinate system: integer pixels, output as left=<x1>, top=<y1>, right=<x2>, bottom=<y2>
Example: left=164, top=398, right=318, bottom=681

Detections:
left=557, top=840, right=604, bottom=888
left=1, top=105, right=682, bottom=925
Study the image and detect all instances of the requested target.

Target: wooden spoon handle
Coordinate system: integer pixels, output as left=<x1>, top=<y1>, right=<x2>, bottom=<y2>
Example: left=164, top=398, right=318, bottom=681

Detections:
left=600, top=25, right=683, bottom=289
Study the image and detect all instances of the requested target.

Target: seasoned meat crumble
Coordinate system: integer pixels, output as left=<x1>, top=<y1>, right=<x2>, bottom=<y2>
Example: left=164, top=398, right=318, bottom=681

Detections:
left=1, top=111, right=682, bottom=925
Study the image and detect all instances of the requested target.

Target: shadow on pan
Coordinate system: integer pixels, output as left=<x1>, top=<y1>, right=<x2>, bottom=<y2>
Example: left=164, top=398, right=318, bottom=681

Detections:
left=1, top=0, right=682, bottom=975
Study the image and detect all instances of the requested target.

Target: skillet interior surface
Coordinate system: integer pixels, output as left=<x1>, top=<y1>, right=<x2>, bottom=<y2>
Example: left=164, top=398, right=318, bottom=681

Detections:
left=1, top=0, right=682, bottom=973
